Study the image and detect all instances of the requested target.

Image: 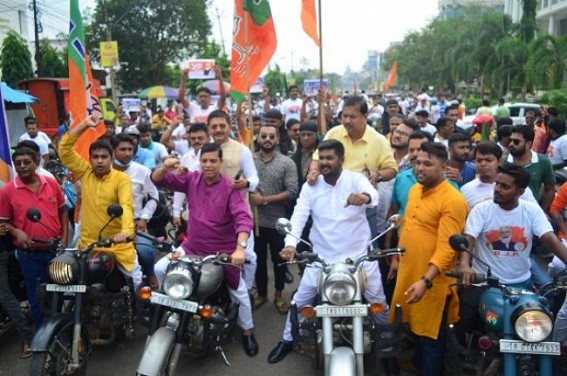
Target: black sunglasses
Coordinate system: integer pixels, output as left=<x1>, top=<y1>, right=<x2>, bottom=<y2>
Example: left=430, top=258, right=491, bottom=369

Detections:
left=260, top=134, right=276, bottom=140
left=510, top=139, right=523, bottom=145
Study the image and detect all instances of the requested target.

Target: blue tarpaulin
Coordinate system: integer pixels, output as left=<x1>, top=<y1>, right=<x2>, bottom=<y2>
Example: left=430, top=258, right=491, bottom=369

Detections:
left=1, top=82, right=38, bottom=103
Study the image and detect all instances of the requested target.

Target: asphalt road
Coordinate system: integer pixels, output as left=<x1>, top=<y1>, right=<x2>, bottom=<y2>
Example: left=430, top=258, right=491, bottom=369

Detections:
left=0, top=263, right=412, bottom=376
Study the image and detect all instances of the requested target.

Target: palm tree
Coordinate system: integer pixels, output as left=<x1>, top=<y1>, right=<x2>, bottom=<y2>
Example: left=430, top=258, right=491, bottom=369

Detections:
left=527, top=35, right=567, bottom=89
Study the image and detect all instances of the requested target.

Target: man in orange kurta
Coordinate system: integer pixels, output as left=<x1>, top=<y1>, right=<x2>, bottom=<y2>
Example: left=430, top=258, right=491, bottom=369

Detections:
left=389, top=142, right=468, bottom=375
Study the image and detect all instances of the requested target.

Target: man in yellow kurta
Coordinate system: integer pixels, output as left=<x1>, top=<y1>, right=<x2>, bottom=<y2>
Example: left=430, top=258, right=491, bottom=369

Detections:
left=59, top=115, right=137, bottom=274
left=389, top=142, right=468, bottom=376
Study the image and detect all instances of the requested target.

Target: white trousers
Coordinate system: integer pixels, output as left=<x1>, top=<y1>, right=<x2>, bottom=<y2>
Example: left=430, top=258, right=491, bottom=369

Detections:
left=282, top=261, right=388, bottom=342
left=154, top=247, right=254, bottom=330
left=117, top=255, right=142, bottom=291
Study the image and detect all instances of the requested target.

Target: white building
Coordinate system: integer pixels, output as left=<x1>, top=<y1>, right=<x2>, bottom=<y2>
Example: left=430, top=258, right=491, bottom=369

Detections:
left=0, top=0, right=30, bottom=50
left=440, top=0, right=505, bottom=18
left=505, top=0, right=567, bottom=36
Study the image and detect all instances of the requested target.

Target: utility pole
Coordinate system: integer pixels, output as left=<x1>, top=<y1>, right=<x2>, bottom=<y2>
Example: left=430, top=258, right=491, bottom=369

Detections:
left=104, top=0, right=117, bottom=103
left=215, top=7, right=226, bottom=54
left=31, top=0, right=41, bottom=75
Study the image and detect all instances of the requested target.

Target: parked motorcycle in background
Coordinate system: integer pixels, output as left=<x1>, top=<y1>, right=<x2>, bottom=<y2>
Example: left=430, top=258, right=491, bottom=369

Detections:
left=136, top=233, right=242, bottom=376
left=275, top=215, right=406, bottom=376
left=445, top=234, right=563, bottom=376
left=28, top=204, right=136, bottom=376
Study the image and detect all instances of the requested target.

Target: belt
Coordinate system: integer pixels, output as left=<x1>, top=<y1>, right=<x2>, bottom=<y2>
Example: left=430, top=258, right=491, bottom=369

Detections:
left=18, top=248, right=53, bottom=254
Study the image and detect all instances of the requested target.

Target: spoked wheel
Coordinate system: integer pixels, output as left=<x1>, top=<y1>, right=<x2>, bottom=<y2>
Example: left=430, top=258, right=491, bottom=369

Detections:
left=29, top=325, right=89, bottom=376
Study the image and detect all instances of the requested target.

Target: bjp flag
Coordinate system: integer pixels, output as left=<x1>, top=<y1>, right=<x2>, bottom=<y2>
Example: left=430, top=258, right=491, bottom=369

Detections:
left=301, top=0, right=320, bottom=47
left=384, top=61, right=398, bottom=91
left=68, top=0, right=105, bottom=160
left=230, top=0, right=277, bottom=103
left=0, top=87, right=12, bottom=184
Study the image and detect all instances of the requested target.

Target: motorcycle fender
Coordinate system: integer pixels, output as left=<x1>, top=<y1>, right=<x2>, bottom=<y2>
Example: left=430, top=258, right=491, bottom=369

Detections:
left=30, top=312, right=74, bottom=352
left=328, top=347, right=356, bottom=376
left=136, top=327, right=176, bottom=376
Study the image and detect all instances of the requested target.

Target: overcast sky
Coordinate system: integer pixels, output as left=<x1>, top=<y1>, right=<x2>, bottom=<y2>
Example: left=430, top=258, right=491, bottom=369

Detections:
left=42, top=0, right=439, bottom=74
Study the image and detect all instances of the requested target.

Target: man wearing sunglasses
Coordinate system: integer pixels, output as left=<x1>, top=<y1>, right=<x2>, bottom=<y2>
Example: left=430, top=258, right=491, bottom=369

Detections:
left=251, top=124, right=298, bottom=314
left=506, top=125, right=555, bottom=212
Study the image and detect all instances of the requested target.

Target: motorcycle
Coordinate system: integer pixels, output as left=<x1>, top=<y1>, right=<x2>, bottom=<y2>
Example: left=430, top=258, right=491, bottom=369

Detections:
left=136, top=232, right=241, bottom=376
left=0, top=242, right=29, bottom=336
left=28, top=204, right=136, bottom=376
left=275, top=215, right=406, bottom=376
left=445, top=234, right=563, bottom=376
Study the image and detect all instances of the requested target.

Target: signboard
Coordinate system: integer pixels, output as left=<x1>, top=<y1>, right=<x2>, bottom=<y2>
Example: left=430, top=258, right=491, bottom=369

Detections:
left=250, top=77, right=264, bottom=93
left=100, top=41, right=119, bottom=67
left=187, top=59, right=215, bottom=79
left=122, top=98, right=141, bottom=113
left=303, top=79, right=329, bottom=97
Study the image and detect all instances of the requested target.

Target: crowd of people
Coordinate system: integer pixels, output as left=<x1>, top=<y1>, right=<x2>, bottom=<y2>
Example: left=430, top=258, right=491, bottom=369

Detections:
left=2, top=66, right=567, bottom=375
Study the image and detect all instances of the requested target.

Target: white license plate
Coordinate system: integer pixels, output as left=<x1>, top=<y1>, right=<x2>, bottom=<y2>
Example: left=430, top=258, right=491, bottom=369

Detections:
left=499, top=339, right=561, bottom=356
left=317, top=305, right=367, bottom=318
left=150, top=293, right=199, bottom=313
left=46, top=284, right=87, bottom=293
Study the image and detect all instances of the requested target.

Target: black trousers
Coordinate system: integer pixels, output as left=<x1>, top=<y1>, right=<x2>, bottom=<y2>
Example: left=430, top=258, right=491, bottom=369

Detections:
left=254, top=226, right=286, bottom=297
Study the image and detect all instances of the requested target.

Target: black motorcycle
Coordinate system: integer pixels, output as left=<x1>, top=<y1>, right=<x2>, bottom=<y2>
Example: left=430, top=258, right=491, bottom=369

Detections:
left=28, top=204, right=136, bottom=376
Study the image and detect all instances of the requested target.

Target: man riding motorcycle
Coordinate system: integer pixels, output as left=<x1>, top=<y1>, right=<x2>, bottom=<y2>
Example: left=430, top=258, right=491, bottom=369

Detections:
left=151, top=142, right=258, bottom=357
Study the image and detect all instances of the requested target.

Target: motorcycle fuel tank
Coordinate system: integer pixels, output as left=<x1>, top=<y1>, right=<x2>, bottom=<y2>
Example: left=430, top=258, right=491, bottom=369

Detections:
left=194, top=263, right=224, bottom=299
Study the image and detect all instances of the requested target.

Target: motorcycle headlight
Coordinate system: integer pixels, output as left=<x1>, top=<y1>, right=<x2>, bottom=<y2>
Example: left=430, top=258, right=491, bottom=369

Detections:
left=323, top=271, right=356, bottom=306
left=512, top=305, right=553, bottom=343
left=163, top=269, right=193, bottom=300
left=48, top=251, right=79, bottom=285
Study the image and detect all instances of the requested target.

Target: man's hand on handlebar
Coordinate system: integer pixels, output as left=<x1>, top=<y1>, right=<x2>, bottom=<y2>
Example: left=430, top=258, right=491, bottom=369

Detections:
left=280, top=246, right=297, bottom=261
left=113, top=233, right=132, bottom=244
left=457, top=263, right=476, bottom=287
left=231, top=248, right=245, bottom=266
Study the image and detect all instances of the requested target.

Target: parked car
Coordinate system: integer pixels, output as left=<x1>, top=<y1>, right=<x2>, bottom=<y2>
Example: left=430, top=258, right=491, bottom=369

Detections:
left=461, top=102, right=540, bottom=129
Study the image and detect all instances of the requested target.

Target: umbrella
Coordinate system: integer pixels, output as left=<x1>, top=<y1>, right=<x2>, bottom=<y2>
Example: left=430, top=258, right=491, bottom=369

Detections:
left=1, top=82, right=38, bottom=103
left=202, top=80, right=230, bottom=94
left=138, top=85, right=178, bottom=99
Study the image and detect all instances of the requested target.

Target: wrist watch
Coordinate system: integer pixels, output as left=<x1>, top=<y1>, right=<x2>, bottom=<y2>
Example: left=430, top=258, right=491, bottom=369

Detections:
left=361, top=192, right=371, bottom=204
left=375, top=171, right=383, bottom=183
left=421, top=276, right=433, bottom=289
left=237, top=241, right=248, bottom=249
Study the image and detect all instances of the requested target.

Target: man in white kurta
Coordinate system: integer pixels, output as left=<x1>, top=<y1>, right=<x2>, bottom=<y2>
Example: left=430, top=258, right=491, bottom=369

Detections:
left=267, top=139, right=388, bottom=364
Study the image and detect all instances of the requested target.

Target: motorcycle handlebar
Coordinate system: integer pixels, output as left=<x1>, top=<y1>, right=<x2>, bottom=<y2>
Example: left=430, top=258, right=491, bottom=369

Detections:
left=136, top=231, right=173, bottom=252
left=445, top=270, right=487, bottom=284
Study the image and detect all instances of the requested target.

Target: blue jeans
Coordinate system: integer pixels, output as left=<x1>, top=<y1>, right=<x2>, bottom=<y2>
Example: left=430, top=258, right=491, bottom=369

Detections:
left=412, top=299, right=449, bottom=376
left=0, top=251, right=32, bottom=343
left=530, top=254, right=551, bottom=289
left=16, top=250, right=55, bottom=328
left=135, top=235, right=155, bottom=276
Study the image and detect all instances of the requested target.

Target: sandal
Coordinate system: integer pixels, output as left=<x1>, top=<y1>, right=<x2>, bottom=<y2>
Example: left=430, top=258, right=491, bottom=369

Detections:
left=274, top=299, right=290, bottom=315
left=21, top=343, right=32, bottom=359
left=254, top=296, right=268, bottom=310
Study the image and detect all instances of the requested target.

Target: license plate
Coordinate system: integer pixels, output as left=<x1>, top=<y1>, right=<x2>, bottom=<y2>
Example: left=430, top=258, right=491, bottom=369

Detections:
left=150, top=293, right=199, bottom=313
left=499, top=339, right=561, bottom=356
left=317, top=305, right=367, bottom=318
left=46, top=284, right=87, bottom=293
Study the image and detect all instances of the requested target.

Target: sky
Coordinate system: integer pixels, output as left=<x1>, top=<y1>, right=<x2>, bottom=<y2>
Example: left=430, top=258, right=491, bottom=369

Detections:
left=39, top=0, right=439, bottom=74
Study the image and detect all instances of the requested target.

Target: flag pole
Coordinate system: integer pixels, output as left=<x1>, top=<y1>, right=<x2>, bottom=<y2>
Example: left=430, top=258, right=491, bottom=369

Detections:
left=244, top=5, right=260, bottom=236
left=317, top=0, right=326, bottom=135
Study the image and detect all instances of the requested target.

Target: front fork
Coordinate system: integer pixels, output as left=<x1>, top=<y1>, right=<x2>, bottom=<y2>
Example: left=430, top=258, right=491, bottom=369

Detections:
left=71, top=292, right=83, bottom=370
left=322, top=315, right=364, bottom=376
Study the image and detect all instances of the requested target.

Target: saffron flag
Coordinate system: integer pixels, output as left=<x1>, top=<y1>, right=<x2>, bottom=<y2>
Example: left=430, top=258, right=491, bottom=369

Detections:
left=69, top=0, right=105, bottom=160
left=301, top=0, right=320, bottom=47
left=230, top=0, right=277, bottom=103
left=0, top=87, right=12, bottom=184
left=384, top=61, right=398, bottom=91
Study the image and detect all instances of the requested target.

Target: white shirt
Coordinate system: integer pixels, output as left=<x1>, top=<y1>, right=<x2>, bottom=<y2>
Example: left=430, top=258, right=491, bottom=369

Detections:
left=547, top=134, right=567, bottom=165
left=280, top=98, right=303, bottom=123
left=188, top=102, right=216, bottom=124
left=465, top=200, right=553, bottom=284
left=419, top=123, right=437, bottom=136
left=123, top=162, right=158, bottom=220
left=285, top=170, right=378, bottom=262
left=20, top=131, right=51, bottom=145
left=172, top=148, right=201, bottom=217
left=171, top=123, right=186, bottom=140
left=461, top=178, right=537, bottom=209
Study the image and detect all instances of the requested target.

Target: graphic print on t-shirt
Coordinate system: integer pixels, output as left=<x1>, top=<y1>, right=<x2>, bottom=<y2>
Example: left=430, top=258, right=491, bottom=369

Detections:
left=484, top=226, right=528, bottom=256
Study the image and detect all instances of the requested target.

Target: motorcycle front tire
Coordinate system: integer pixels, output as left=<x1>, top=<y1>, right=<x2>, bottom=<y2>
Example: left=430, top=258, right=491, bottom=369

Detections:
left=29, top=324, right=88, bottom=376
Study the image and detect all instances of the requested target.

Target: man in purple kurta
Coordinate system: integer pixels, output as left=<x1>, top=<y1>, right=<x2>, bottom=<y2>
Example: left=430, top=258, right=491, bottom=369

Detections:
left=151, top=143, right=258, bottom=357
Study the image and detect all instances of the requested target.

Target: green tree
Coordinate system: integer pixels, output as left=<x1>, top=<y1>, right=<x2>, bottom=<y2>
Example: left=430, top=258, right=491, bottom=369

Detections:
left=520, top=0, right=538, bottom=43
left=86, top=0, right=211, bottom=92
left=527, top=35, right=567, bottom=90
left=37, top=39, right=67, bottom=77
left=0, top=30, right=34, bottom=87
left=264, top=64, right=286, bottom=97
